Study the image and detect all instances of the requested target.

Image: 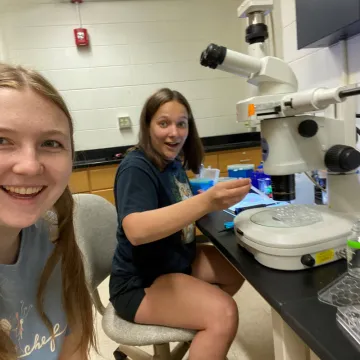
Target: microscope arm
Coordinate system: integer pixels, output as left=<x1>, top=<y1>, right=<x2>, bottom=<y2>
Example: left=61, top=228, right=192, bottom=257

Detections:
left=280, top=87, right=360, bottom=117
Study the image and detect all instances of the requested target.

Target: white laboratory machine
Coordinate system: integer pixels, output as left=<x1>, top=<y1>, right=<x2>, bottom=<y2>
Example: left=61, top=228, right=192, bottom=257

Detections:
left=200, top=0, right=360, bottom=271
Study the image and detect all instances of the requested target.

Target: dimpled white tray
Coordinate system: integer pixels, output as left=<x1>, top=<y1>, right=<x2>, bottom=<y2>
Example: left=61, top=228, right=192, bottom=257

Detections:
left=318, top=273, right=360, bottom=307
left=318, top=273, right=360, bottom=347
left=337, top=305, right=360, bottom=346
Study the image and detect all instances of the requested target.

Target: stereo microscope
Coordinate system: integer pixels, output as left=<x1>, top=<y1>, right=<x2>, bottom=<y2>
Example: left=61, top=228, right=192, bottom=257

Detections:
left=200, top=0, right=360, bottom=270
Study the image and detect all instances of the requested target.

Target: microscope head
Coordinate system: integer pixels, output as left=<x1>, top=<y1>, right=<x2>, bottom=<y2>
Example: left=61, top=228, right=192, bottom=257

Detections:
left=244, top=86, right=360, bottom=201
left=257, top=108, right=360, bottom=202
left=260, top=115, right=325, bottom=201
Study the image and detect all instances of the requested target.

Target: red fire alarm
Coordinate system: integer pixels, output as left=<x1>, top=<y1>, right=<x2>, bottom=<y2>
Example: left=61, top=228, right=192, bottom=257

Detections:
left=74, top=28, right=89, bottom=47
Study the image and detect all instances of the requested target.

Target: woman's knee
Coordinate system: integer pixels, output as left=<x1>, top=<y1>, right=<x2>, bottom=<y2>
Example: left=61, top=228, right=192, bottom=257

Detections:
left=208, top=293, right=239, bottom=337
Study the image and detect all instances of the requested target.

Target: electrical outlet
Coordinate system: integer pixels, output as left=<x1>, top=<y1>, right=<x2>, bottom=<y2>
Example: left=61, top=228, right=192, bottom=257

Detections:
left=118, top=116, right=132, bottom=129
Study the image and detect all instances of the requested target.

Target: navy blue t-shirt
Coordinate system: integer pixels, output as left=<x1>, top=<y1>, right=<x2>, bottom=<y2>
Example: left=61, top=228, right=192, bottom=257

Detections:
left=109, top=149, right=196, bottom=299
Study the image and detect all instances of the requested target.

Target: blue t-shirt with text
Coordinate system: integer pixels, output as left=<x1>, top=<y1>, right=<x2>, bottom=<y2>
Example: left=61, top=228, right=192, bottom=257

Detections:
left=0, top=220, right=67, bottom=359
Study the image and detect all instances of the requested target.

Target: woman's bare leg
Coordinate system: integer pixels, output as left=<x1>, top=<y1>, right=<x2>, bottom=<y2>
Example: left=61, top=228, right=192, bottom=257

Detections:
left=134, top=273, right=238, bottom=360
left=192, top=244, right=245, bottom=296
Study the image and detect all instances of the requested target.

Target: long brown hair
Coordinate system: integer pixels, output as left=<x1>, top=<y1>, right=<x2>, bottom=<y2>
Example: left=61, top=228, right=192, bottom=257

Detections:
left=137, top=88, right=204, bottom=174
left=0, top=64, right=95, bottom=359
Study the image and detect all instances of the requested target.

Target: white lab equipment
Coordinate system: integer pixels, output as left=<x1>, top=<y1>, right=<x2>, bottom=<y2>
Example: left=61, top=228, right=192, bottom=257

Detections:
left=200, top=0, right=360, bottom=270
left=292, top=173, right=315, bottom=205
left=199, top=166, right=220, bottom=183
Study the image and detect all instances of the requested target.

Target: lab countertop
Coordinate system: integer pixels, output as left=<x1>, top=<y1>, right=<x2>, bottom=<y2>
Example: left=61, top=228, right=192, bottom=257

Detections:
left=73, top=158, right=122, bottom=170
left=72, top=133, right=261, bottom=170
left=197, top=211, right=360, bottom=360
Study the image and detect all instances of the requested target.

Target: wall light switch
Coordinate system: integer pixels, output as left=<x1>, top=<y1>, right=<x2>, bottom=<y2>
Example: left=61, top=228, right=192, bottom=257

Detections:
left=118, top=116, right=132, bottom=129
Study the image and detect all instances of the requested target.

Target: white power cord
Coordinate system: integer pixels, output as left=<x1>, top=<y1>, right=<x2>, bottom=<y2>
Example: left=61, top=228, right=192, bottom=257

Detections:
left=304, top=172, right=327, bottom=192
left=265, top=11, right=276, bottom=57
left=340, top=39, right=349, bottom=86
left=76, top=1, right=83, bottom=28
left=269, top=11, right=276, bottom=57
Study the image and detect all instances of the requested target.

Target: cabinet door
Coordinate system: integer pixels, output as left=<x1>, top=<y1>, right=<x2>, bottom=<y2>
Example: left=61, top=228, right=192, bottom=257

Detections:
left=91, top=189, right=115, bottom=205
left=69, top=170, right=90, bottom=193
left=89, top=165, right=118, bottom=191
left=218, top=147, right=262, bottom=173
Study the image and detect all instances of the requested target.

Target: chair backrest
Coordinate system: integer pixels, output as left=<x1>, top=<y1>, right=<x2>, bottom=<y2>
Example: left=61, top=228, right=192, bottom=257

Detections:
left=72, top=193, right=118, bottom=291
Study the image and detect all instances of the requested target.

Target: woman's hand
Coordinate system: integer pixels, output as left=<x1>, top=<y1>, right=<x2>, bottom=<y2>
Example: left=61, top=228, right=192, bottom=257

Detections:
left=203, top=178, right=251, bottom=212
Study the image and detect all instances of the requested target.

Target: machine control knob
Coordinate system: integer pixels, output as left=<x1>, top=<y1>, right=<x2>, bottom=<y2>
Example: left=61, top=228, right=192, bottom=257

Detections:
left=301, top=254, right=315, bottom=267
left=298, top=119, right=318, bottom=138
left=325, top=145, right=360, bottom=172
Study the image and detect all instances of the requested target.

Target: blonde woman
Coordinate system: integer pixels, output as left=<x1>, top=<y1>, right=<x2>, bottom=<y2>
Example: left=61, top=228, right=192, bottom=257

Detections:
left=0, top=64, right=95, bottom=359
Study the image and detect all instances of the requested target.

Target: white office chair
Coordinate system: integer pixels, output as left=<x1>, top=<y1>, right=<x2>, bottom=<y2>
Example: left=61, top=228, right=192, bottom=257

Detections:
left=72, top=193, right=195, bottom=360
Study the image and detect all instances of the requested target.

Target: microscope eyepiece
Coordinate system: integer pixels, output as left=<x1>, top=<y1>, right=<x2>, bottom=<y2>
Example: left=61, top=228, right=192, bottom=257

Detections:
left=200, top=44, right=227, bottom=69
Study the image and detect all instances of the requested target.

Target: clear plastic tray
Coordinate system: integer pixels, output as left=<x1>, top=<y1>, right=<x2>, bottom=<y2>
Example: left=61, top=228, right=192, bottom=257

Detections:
left=272, top=204, right=323, bottom=227
left=337, top=305, right=360, bottom=346
left=318, top=273, right=360, bottom=307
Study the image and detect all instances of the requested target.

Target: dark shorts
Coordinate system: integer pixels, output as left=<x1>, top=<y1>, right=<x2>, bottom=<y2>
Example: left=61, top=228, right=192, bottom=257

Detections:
left=110, top=265, right=192, bottom=322
left=111, top=287, right=146, bottom=323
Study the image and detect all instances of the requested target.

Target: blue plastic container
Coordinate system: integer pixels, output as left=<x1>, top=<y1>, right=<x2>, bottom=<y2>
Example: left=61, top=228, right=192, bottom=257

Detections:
left=227, top=164, right=254, bottom=179
left=189, top=178, right=214, bottom=195
left=250, top=171, right=261, bottom=189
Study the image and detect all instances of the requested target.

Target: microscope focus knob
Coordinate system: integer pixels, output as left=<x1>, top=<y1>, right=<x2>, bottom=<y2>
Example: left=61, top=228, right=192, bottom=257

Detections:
left=298, top=119, right=318, bottom=138
left=301, top=254, right=315, bottom=267
left=325, top=145, right=360, bottom=172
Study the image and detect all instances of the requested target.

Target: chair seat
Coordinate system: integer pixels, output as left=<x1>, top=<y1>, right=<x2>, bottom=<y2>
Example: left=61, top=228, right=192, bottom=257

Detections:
left=102, top=302, right=196, bottom=346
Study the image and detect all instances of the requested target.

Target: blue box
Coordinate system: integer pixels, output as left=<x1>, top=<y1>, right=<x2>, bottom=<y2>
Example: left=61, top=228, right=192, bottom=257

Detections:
left=227, top=164, right=254, bottom=179
left=189, top=178, right=214, bottom=195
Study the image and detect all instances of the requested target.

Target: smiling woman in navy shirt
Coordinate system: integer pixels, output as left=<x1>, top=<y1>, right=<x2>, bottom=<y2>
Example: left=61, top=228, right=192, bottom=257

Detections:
left=110, top=88, right=250, bottom=360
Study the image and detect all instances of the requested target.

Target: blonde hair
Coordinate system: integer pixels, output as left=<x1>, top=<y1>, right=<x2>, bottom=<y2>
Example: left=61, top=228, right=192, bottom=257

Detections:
left=0, top=64, right=96, bottom=359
